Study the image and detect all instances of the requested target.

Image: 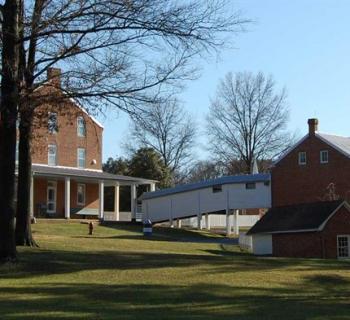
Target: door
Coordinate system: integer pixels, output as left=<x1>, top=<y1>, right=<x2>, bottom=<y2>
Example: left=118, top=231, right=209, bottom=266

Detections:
left=337, top=235, right=350, bottom=258
left=47, top=181, right=57, bottom=214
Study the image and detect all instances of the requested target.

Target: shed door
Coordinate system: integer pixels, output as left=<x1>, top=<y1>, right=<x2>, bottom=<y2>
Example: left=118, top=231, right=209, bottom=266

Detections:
left=337, top=235, right=350, bottom=258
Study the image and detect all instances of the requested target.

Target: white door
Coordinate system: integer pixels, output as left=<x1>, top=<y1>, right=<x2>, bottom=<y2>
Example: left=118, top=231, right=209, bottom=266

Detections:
left=47, top=181, right=57, bottom=214
left=337, top=235, right=350, bottom=258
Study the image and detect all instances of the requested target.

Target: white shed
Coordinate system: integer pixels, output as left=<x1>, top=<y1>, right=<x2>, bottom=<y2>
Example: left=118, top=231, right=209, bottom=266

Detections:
left=141, top=174, right=271, bottom=235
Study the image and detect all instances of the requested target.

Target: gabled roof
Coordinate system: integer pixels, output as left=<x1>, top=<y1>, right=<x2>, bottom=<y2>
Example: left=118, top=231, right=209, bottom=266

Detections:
left=141, top=173, right=270, bottom=200
left=274, top=132, right=350, bottom=165
left=316, top=133, right=350, bottom=158
left=247, top=200, right=347, bottom=235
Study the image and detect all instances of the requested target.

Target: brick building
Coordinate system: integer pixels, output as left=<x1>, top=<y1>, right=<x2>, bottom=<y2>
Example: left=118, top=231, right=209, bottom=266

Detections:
left=21, top=68, right=156, bottom=220
left=248, top=118, right=350, bottom=259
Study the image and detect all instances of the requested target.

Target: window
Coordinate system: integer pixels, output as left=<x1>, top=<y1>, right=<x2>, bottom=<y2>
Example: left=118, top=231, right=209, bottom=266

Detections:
left=48, top=144, right=57, bottom=166
left=337, top=235, right=350, bottom=258
left=246, top=182, right=256, bottom=190
left=212, top=184, right=222, bottom=193
left=320, top=150, right=329, bottom=164
left=77, top=116, right=86, bottom=137
left=48, top=112, right=58, bottom=134
left=77, top=148, right=86, bottom=168
left=15, top=142, right=19, bottom=164
left=77, top=184, right=86, bottom=206
left=298, top=152, right=306, bottom=165
left=47, top=181, right=57, bottom=213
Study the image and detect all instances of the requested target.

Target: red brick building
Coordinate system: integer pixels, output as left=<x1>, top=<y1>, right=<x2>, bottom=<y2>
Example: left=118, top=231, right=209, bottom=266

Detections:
left=248, top=119, right=350, bottom=259
left=21, top=68, right=156, bottom=220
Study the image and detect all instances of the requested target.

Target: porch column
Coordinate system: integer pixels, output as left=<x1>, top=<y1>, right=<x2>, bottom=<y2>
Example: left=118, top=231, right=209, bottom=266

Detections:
left=150, top=183, right=156, bottom=192
left=176, top=219, right=182, bottom=228
left=234, top=209, right=239, bottom=234
left=205, top=213, right=210, bottom=230
left=226, top=209, right=231, bottom=236
left=99, top=180, right=104, bottom=220
left=114, top=183, right=120, bottom=221
left=30, top=174, right=34, bottom=218
left=197, top=214, right=203, bottom=230
left=131, top=183, right=137, bottom=222
left=65, top=177, right=71, bottom=219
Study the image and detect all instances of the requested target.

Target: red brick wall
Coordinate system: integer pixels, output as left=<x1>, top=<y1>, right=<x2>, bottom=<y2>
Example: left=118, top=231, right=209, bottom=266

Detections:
left=272, top=135, right=350, bottom=207
left=33, top=178, right=99, bottom=218
left=272, top=206, right=350, bottom=258
left=31, top=86, right=103, bottom=170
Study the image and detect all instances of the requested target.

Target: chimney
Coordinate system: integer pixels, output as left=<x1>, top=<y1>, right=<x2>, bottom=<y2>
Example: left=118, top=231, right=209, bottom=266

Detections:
left=308, top=118, right=318, bottom=136
left=47, top=68, right=61, bottom=87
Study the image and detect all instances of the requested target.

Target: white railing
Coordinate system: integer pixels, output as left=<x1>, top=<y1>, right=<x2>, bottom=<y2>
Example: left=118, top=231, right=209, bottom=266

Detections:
left=239, top=232, right=253, bottom=252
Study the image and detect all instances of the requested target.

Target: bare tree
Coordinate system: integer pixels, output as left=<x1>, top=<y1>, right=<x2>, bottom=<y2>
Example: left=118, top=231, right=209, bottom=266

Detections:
left=127, top=98, right=196, bottom=177
left=2, top=0, right=249, bottom=247
left=207, top=72, right=293, bottom=174
left=185, top=160, right=224, bottom=183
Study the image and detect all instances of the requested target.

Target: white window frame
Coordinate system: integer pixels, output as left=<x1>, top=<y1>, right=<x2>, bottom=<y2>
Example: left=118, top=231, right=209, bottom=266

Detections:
left=320, top=150, right=329, bottom=164
left=77, top=148, right=86, bottom=168
left=77, top=183, right=86, bottom=206
left=337, top=235, right=350, bottom=259
left=298, top=152, right=306, bottom=165
left=77, top=116, right=86, bottom=137
left=48, top=144, right=57, bottom=166
left=48, top=112, right=58, bottom=134
left=47, top=181, right=57, bottom=213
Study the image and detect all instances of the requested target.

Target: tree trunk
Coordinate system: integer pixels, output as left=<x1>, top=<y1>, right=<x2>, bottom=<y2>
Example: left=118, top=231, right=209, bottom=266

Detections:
left=0, top=0, right=20, bottom=262
left=15, top=109, right=37, bottom=247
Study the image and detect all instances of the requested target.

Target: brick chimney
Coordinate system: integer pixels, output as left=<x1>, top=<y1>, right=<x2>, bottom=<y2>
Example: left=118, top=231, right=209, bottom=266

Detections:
left=308, top=118, right=318, bottom=136
left=47, top=68, right=61, bottom=87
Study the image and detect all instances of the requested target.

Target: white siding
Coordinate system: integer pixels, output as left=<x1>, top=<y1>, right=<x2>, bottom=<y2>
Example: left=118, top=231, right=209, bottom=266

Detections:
left=252, top=234, right=272, bottom=255
left=142, top=181, right=271, bottom=223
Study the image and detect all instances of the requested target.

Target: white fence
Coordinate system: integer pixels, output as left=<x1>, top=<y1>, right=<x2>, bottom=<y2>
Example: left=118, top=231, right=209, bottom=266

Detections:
left=239, top=232, right=253, bottom=252
left=181, top=214, right=260, bottom=229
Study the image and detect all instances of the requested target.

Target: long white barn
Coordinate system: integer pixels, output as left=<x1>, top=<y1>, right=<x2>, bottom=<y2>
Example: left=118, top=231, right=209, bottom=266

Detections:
left=141, top=174, right=271, bottom=235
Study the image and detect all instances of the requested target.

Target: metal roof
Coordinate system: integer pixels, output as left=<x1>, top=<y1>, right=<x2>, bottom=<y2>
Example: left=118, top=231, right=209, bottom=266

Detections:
left=317, top=133, right=350, bottom=158
left=247, top=200, right=345, bottom=235
left=32, top=164, right=157, bottom=184
left=141, top=173, right=270, bottom=200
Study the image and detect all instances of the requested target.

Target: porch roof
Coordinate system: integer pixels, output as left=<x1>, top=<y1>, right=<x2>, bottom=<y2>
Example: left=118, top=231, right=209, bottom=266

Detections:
left=32, top=164, right=157, bottom=185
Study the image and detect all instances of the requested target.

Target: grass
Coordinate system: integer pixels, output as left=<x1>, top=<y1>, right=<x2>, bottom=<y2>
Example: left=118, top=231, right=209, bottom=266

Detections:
left=0, top=221, right=350, bottom=319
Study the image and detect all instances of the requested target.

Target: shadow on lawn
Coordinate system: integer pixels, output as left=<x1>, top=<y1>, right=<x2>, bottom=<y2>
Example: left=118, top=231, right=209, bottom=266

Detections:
left=0, top=280, right=349, bottom=319
left=1, top=245, right=349, bottom=281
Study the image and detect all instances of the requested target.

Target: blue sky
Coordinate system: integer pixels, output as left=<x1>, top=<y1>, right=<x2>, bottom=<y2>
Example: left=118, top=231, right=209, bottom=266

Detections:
left=100, top=0, right=350, bottom=162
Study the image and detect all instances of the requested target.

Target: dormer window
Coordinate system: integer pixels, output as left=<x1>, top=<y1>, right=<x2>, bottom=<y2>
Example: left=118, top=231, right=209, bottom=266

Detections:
left=320, top=150, right=329, bottom=164
left=77, top=116, right=86, bottom=137
left=48, top=112, right=58, bottom=134
left=298, top=152, right=306, bottom=165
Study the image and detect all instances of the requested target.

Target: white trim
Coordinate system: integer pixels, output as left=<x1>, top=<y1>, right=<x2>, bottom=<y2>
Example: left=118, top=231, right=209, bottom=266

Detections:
left=298, top=151, right=307, bottom=165
left=47, top=181, right=57, bottom=213
left=33, top=163, right=103, bottom=173
left=252, top=201, right=350, bottom=236
left=318, top=201, right=350, bottom=231
left=337, top=235, right=350, bottom=258
left=48, top=144, right=57, bottom=166
left=77, top=183, right=86, bottom=206
left=316, top=133, right=350, bottom=159
left=272, top=134, right=309, bottom=166
left=77, top=147, right=86, bottom=169
left=320, top=150, right=329, bottom=164
left=34, top=82, right=104, bottom=129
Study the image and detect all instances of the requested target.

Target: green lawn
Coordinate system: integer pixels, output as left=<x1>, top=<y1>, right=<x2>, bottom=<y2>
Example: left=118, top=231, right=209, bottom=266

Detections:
left=0, top=221, right=350, bottom=319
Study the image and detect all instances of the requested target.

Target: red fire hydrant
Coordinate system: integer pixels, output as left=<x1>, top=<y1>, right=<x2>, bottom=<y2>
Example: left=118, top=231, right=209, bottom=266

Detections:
left=89, top=221, right=94, bottom=235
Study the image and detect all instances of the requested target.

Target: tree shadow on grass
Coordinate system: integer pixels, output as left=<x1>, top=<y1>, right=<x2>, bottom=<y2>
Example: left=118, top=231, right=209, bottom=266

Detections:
left=0, top=281, right=349, bottom=319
